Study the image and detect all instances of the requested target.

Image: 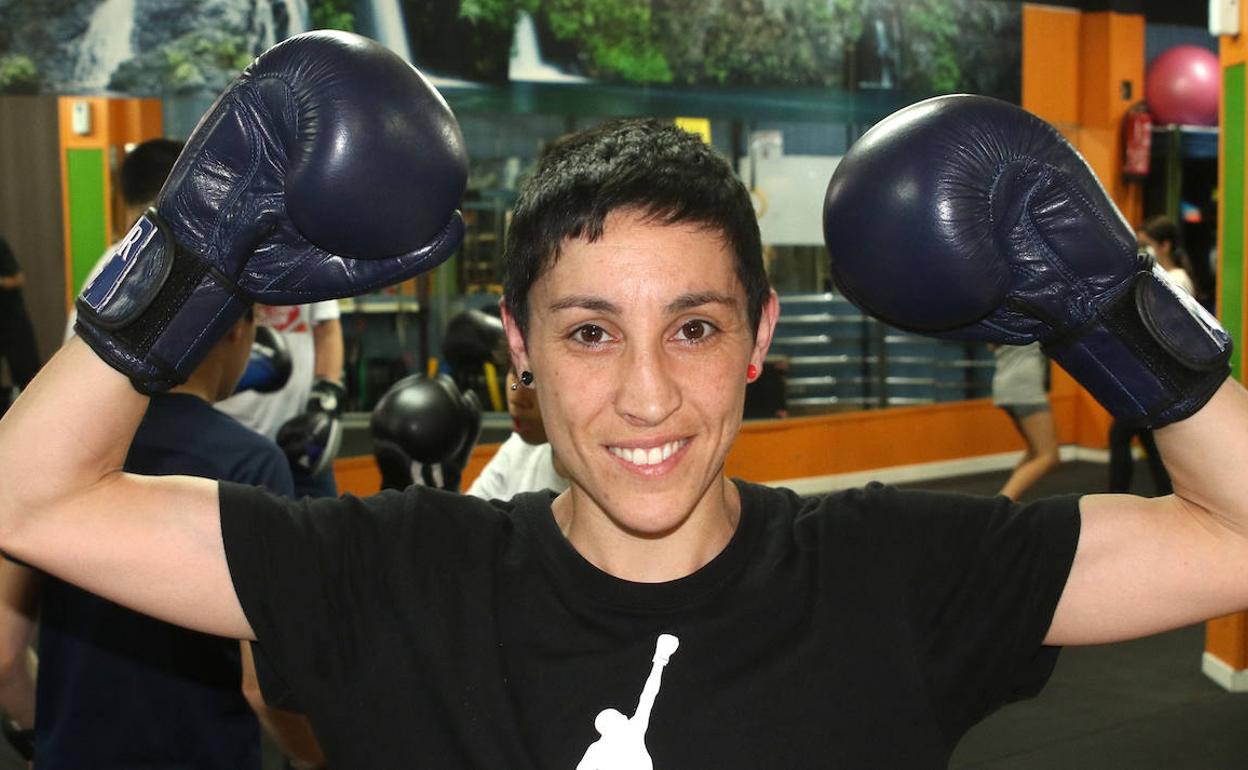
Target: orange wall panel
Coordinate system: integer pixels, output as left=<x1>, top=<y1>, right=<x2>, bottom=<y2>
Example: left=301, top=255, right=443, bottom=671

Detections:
left=438, top=391, right=1082, bottom=499
left=1022, top=5, right=1081, bottom=128
left=1208, top=614, right=1248, bottom=669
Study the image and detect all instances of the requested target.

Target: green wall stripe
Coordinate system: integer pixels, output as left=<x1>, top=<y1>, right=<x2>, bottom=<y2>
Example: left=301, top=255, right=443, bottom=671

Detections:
left=66, top=148, right=108, bottom=297
left=1221, top=63, right=1245, bottom=381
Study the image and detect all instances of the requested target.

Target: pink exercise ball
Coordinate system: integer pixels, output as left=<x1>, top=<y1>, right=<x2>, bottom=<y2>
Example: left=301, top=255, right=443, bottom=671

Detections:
left=1146, top=45, right=1221, bottom=126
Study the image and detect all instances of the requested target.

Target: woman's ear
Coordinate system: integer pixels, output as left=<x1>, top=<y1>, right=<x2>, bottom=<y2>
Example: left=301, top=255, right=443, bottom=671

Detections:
left=749, top=290, right=780, bottom=370
left=499, top=300, right=531, bottom=375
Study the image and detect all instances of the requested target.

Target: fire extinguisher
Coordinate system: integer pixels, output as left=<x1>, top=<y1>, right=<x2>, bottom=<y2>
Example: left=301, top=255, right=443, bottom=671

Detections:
left=1122, top=102, right=1153, bottom=179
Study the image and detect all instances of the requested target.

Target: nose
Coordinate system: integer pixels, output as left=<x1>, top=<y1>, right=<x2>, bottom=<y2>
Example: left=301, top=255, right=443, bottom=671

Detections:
left=614, top=340, right=681, bottom=426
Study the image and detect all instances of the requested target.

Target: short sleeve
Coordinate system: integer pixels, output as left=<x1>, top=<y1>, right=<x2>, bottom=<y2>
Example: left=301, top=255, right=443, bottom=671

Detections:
left=309, top=299, right=341, bottom=323
left=221, top=483, right=401, bottom=704
left=218, top=481, right=503, bottom=714
left=846, top=485, right=1080, bottom=739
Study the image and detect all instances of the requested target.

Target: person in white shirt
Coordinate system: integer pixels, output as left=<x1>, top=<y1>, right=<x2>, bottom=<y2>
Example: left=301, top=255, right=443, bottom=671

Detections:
left=468, top=367, right=568, bottom=501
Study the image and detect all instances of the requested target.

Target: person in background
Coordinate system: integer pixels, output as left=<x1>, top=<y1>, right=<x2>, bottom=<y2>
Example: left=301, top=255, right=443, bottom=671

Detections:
left=55, top=137, right=325, bottom=769
left=371, top=373, right=482, bottom=493
left=990, top=342, right=1059, bottom=501
left=1138, top=215, right=1195, bottom=296
left=467, top=366, right=568, bottom=501
left=64, top=139, right=185, bottom=344
left=441, top=307, right=510, bottom=411
left=216, top=301, right=345, bottom=498
left=0, top=310, right=322, bottom=769
left=1106, top=215, right=1193, bottom=496
left=0, top=236, right=40, bottom=418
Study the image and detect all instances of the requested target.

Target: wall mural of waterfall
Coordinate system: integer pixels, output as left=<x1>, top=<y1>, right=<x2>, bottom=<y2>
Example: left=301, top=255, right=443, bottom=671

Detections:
left=0, top=0, right=319, bottom=96
left=0, top=0, right=1019, bottom=101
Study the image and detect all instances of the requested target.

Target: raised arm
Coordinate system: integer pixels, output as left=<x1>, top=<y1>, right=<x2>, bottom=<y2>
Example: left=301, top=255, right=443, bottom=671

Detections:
left=0, top=31, right=466, bottom=640
left=0, top=339, right=246, bottom=638
left=822, top=94, right=1248, bottom=645
left=1052, top=381, right=1248, bottom=643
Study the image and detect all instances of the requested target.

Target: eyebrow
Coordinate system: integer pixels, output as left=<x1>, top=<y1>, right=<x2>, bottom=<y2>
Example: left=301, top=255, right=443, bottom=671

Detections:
left=665, top=291, right=739, bottom=314
left=547, top=291, right=739, bottom=315
left=548, top=295, right=621, bottom=315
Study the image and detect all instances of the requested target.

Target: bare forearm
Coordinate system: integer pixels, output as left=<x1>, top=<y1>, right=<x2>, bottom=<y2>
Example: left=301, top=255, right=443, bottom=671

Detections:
left=0, top=339, right=146, bottom=531
left=0, top=338, right=145, bottom=533
left=1155, top=378, right=1248, bottom=530
left=0, top=651, right=36, bottom=727
left=241, top=642, right=325, bottom=766
left=0, top=558, right=37, bottom=728
left=312, top=319, right=344, bottom=382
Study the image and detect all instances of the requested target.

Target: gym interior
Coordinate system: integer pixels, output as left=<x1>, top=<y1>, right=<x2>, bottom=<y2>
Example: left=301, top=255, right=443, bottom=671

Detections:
left=1, top=0, right=1248, bottom=767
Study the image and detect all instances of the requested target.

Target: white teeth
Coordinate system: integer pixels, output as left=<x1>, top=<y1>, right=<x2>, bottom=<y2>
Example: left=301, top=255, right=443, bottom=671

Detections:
left=610, top=440, right=686, bottom=467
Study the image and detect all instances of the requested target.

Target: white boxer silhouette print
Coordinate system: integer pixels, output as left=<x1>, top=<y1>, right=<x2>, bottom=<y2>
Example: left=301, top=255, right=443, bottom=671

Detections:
left=576, top=634, right=680, bottom=770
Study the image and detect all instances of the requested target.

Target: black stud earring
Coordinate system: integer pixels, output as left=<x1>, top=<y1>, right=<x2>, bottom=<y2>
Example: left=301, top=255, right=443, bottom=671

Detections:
left=510, top=370, right=535, bottom=391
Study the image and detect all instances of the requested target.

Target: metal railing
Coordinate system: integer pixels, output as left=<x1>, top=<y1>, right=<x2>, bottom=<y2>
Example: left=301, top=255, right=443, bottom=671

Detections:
left=770, top=293, right=995, bottom=413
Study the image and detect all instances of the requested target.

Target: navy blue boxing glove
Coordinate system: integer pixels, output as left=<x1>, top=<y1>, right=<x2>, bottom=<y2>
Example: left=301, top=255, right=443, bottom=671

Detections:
left=823, top=94, right=1230, bottom=427
left=233, top=325, right=292, bottom=394
left=276, top=378, right=347, bottom=476
left=75, top=31, right=468, bottom=394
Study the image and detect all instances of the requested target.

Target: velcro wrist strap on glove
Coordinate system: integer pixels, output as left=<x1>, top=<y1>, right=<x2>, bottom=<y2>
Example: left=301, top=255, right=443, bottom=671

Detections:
left=75, top=210, right=249, bottom=394
left=1043, top=267, right=1231, bottom=428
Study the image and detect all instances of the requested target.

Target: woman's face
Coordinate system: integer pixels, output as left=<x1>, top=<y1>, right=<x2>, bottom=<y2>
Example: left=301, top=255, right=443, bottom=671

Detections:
left=503, top=209, right=778, bottom=537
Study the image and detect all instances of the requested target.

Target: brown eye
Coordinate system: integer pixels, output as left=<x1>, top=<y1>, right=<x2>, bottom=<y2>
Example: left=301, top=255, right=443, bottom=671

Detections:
left=676, top=320, right=715, bottom=343
left=573, top=324, right=608, bottom=345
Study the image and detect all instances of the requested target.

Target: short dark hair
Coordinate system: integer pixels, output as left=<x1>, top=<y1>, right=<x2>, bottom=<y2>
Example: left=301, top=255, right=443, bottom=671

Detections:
left=119, top=138, right=184, bottom=206
left=1141, top=215, right=1180, bottom=251
left=503, top=118, right=768, bottom=339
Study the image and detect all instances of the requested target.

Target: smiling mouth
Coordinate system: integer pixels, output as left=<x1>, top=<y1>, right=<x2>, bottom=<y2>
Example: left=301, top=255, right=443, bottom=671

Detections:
left=608, top=439, right=689, bottom=467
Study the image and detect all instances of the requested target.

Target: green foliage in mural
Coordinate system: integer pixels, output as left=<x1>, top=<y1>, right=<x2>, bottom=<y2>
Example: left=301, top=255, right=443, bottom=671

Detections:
left=417, top=0, right=1019, bottom=97
left=897, top=0, right=961, bottom=92
left=311, top=0, right=354, bottom=32
left=662, top=0, right=851, bottom=87
left=542, top=0, right=670, bottom=83
left=459, top=0, right=524, bottom=27
left=110, top=30, right=252, bottom=95
left=0, top=54, right=41, bottom=94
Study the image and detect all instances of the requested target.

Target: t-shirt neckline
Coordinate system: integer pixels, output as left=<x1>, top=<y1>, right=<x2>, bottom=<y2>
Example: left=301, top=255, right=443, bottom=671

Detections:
left=515, top=479, right=762, bottom=612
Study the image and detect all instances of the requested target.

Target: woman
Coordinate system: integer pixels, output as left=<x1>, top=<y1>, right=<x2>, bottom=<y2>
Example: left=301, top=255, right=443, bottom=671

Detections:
left=991, top=342, right=1059, bottom=500
left=2, top=112, right=1247, bottom=768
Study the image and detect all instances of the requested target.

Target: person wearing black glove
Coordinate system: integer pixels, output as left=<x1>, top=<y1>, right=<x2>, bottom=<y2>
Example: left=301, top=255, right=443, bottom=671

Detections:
left=10, top=75, right=1248, bottom=769
left=276, top=377, right=348, bottom=479
left=370, top=374, right=482, bottom=492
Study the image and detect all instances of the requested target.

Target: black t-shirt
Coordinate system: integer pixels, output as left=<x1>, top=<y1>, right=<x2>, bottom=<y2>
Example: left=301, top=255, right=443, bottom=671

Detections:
left=221, top=480, right=1079, bottom=769
left=36, top=394, right=294, bottom=770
